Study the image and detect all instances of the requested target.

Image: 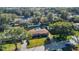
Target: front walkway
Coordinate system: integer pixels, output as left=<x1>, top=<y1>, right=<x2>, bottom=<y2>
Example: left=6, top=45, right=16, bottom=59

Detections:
left=20, top=40, right=27, bottom=51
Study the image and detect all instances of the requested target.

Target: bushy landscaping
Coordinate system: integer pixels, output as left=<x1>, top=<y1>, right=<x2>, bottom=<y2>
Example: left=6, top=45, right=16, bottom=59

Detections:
left=74, top=31, right=79, bottom=36
left=66, top=36, right=72, bottom=40
left=27, top=38, right=46, bottom=48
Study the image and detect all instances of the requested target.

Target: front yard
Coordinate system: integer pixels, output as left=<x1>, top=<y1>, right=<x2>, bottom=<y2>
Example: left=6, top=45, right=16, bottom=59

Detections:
left=0, top=43, right=21, bottom=51
left=27, top=38, right=46, bottom=48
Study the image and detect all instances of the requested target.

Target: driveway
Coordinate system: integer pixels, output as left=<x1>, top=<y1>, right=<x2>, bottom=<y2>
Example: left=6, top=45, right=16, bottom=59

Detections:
left=24, top=46, right=45, bottom=51
left=20, top=40, right=45, bottom=51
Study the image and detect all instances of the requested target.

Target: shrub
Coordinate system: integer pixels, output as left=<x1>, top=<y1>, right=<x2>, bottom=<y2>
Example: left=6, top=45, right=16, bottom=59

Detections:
left=1, top=43, right=21, bottom=51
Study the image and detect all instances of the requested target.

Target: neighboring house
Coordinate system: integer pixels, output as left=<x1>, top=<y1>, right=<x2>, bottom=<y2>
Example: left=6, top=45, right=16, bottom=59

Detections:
left=12, top=18, right=30, bottom=26
left=27, top=23, right=41, bottom=29
left=14, top=18, right=27, bottom=24
left=27, top=22, right=49, bottom=30
left=28, top=28, right=49, bottom=38
left=14, top=17, right=33, bottom=26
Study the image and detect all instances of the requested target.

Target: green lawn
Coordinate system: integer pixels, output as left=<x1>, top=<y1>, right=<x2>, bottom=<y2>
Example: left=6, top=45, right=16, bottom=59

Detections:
left=1, top=43, right=21, bottom=51
left=66, top=36, right=72, bottom=40
left=27, top=38, right=46, bottom=48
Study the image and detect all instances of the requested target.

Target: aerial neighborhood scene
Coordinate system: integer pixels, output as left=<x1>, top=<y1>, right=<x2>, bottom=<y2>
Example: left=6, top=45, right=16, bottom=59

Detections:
left=1, top=7, right=79, bottom=51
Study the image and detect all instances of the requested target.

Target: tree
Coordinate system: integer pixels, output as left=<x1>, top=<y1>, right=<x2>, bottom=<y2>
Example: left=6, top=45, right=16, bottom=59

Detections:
left=60, top=11, right=70, bottom=20
left=0, top=33, right=4, bottom=51
left=49, top=21, right=74, bottom=40
left=5, top=27, right=27, bottom=50
left=71, top=16, right=79, bottom=23
left=40, top=16, right=48, bottom=24
left=47, top=12, right=53, bottom=22
left=32, top=16, right=39, bottom=24
left=0, top=13, right=18, bottom=24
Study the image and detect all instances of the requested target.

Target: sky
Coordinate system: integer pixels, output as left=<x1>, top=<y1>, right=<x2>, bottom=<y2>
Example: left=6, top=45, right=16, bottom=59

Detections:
left=0, top=0, right=78, bottom=7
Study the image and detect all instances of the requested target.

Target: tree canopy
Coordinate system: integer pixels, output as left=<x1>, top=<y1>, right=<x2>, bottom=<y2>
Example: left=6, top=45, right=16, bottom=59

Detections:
left=49, top=21, right=74, bottom=36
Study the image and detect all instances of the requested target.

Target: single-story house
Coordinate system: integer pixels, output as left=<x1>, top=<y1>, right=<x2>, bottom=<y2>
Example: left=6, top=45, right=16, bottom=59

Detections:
left=14, top=18, right=27, bottom=24
left=28, top=28, right=49, bottom=38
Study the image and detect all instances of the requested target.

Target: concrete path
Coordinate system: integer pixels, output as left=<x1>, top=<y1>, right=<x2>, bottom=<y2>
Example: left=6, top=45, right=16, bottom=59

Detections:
left=24, top=46, right=45, bottom=51
left=20, top=40, right=27, bottom=51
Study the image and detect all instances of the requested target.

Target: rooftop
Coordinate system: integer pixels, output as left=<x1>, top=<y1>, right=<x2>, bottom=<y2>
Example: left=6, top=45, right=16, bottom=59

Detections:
left=28, top=28, right=49, bottom=35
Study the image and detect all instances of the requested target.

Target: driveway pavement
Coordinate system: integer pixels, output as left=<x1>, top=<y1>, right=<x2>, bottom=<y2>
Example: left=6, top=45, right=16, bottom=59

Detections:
left=20, top=40, right=45, bottom=51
